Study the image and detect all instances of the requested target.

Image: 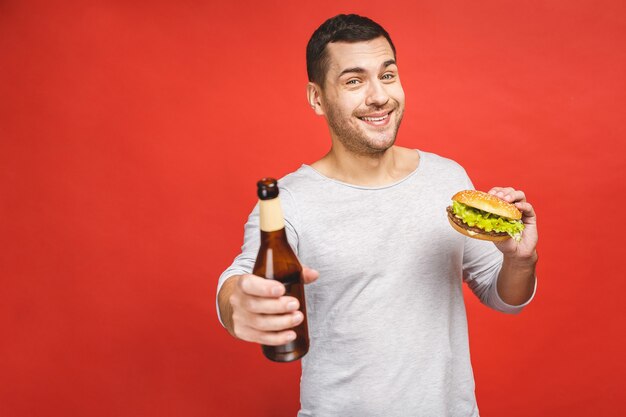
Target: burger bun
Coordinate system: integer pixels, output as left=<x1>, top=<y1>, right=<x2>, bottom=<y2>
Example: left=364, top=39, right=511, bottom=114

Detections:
left=452, top=190, right=522, bottom=220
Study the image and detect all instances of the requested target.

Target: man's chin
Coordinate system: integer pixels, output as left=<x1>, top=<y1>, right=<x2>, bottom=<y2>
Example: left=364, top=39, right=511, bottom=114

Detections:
left=370, top=140, right=396, bottom=153
left=356, top=134, right=397, bottom=155
left=367, top=128, right=399, bottom=148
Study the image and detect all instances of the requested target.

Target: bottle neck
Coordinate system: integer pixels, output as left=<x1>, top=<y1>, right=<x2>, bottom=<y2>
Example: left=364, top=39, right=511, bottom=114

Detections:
left=259, top=197, right=285, bottom=232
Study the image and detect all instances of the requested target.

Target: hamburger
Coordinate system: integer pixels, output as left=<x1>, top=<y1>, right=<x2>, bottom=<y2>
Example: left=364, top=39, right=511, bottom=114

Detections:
left=447, top=190, right=524, bottom=242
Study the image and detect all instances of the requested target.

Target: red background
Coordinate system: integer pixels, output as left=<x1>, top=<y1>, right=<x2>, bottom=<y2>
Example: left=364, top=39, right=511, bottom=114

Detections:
left=1, top=1, right=625, bottom=416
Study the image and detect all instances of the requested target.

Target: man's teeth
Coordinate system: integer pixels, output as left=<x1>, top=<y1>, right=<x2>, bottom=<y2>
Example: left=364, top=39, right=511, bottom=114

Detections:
left=361, top=114, right=389, bottom=122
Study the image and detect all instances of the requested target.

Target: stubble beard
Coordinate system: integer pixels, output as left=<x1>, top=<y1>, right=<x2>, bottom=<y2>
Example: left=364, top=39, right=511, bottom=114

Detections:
left=325, top=103, right=404, bottom=156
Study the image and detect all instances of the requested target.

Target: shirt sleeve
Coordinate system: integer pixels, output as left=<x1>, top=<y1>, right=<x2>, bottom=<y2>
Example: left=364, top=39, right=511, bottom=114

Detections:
left=462, top=237, right=536, bottom=314
left=215, top=187, right=300, bottom=326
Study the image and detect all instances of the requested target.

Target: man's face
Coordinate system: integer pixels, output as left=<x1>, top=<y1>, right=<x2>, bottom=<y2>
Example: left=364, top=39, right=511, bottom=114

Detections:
left=317, top=36, right=405, bottom=155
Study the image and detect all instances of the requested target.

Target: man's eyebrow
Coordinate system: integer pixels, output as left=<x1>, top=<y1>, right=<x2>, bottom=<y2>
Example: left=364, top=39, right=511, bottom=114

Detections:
left=338, top=67, right=366, bottom=78
left=338, top=60, right=398, bottom=78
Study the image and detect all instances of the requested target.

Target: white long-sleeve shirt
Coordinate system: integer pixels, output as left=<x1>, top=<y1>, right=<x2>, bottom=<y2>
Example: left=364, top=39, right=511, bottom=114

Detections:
left=217, top=150, right=535, bottom=417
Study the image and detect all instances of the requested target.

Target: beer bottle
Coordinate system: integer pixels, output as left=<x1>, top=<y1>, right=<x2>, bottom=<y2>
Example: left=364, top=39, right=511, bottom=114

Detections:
left=253, top=178, right=309, bottom=362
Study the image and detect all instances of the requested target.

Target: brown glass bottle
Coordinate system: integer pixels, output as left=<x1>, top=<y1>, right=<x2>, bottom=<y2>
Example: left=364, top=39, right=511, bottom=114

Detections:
left=253, top=178, right=309, bottom=362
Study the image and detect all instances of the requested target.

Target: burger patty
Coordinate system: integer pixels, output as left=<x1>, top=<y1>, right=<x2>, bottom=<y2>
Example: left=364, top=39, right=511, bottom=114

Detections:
left=446, top=206, right=509, bottom=237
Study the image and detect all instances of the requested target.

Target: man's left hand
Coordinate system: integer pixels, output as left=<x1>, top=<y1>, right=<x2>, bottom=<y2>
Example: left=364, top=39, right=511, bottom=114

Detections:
left=488, top=186, right=538, bottom=261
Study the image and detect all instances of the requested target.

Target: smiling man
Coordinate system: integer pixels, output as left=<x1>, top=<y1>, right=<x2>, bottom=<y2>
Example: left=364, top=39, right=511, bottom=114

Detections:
left=217, top=14, right=538, bottom=416
left=306, top=27, right=411, bottom=185
left=309, top=37, right=404, bottom=157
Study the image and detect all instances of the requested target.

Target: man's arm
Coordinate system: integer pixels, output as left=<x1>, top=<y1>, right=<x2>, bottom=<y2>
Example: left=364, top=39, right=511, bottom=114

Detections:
left=497, top=252, right=537, bottom=305
left=217, top=275, right=240, bottom=335
left=489, top=187, right=538, bottom=306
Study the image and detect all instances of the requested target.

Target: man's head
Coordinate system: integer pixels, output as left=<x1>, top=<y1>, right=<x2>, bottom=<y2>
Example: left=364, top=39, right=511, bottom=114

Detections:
left=306, top=14, right=396, bottom=87
left=306, top=15, right=405, bottom=156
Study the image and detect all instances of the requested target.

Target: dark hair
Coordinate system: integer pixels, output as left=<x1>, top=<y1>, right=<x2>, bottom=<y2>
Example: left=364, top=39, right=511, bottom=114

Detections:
left=306, top=14, right=396, bottom=86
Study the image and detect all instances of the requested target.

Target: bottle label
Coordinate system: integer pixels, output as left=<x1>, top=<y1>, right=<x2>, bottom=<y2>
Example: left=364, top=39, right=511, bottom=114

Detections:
left=259, top=198, right=285, bottom=232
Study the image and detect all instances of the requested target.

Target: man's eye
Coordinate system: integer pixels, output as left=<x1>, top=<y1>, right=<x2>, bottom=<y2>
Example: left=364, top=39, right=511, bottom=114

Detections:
left=346, top=79, right=360, bottom=85
left=382, top=73, right=395, bottom=80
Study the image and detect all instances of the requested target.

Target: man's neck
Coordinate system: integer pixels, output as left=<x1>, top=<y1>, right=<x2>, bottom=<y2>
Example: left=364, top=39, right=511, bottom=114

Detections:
left=311, top=145, right=419, bottom=187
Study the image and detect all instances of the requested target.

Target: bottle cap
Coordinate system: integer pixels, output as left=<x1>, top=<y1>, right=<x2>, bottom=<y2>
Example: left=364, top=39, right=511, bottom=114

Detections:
left=257, top=178, right=279, bottom=200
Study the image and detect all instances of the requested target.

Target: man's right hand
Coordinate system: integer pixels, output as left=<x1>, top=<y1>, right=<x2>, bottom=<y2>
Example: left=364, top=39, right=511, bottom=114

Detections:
left=218, top=267, right=319, bottom=346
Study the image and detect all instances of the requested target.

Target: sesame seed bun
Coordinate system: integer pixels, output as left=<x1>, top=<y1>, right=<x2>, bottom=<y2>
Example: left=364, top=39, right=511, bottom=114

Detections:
left=451, top=190, right=522, bottom=220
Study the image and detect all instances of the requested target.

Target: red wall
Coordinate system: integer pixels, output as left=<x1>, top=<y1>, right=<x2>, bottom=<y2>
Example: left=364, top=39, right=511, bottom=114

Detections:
left=1, top=1, right=625, bottom=416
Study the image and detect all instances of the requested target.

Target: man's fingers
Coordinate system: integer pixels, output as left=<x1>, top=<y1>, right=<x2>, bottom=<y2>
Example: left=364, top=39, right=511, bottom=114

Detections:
left=488, top=186, right=516, bottom=200
left=243, top=295, right=301, bottom=314
left=488, top=187, right=526, bottom=203
left=238, top=274, right=285, bottom=297
left=229, top=272, right=309, bottom=347
left=232, top=311, right=301, bottom=344
left=256, top=329, right=298, bottom=346
left=515, top=201, right=537, bottom=223
left=247, top=311, right=304, bottom=332
left=238, top=326, right=298, bottom=346
left=302, top=267, right=320, bottom=284
left=239, top=268, right=319, bottom=295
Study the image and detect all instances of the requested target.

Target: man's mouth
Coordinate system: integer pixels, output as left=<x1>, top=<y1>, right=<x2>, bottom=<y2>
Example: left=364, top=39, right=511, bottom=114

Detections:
left=358, top=110, right=393, bottom=125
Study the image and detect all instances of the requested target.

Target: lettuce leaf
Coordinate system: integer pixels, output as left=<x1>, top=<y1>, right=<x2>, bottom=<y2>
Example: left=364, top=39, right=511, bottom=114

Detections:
left=451, top=201, right=524, bottom=240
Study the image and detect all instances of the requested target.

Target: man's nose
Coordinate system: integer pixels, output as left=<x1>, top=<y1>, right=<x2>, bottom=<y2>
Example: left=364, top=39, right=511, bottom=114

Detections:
left=365, top=79, right=390, bottom=107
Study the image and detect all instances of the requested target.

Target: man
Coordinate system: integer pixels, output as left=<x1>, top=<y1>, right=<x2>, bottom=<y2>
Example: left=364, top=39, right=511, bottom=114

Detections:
left=217, top=14, right=537, bottom=416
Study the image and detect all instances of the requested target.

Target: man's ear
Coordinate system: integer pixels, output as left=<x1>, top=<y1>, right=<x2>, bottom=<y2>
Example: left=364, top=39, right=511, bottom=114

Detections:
left=306, top=82, right=325, bottom=116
